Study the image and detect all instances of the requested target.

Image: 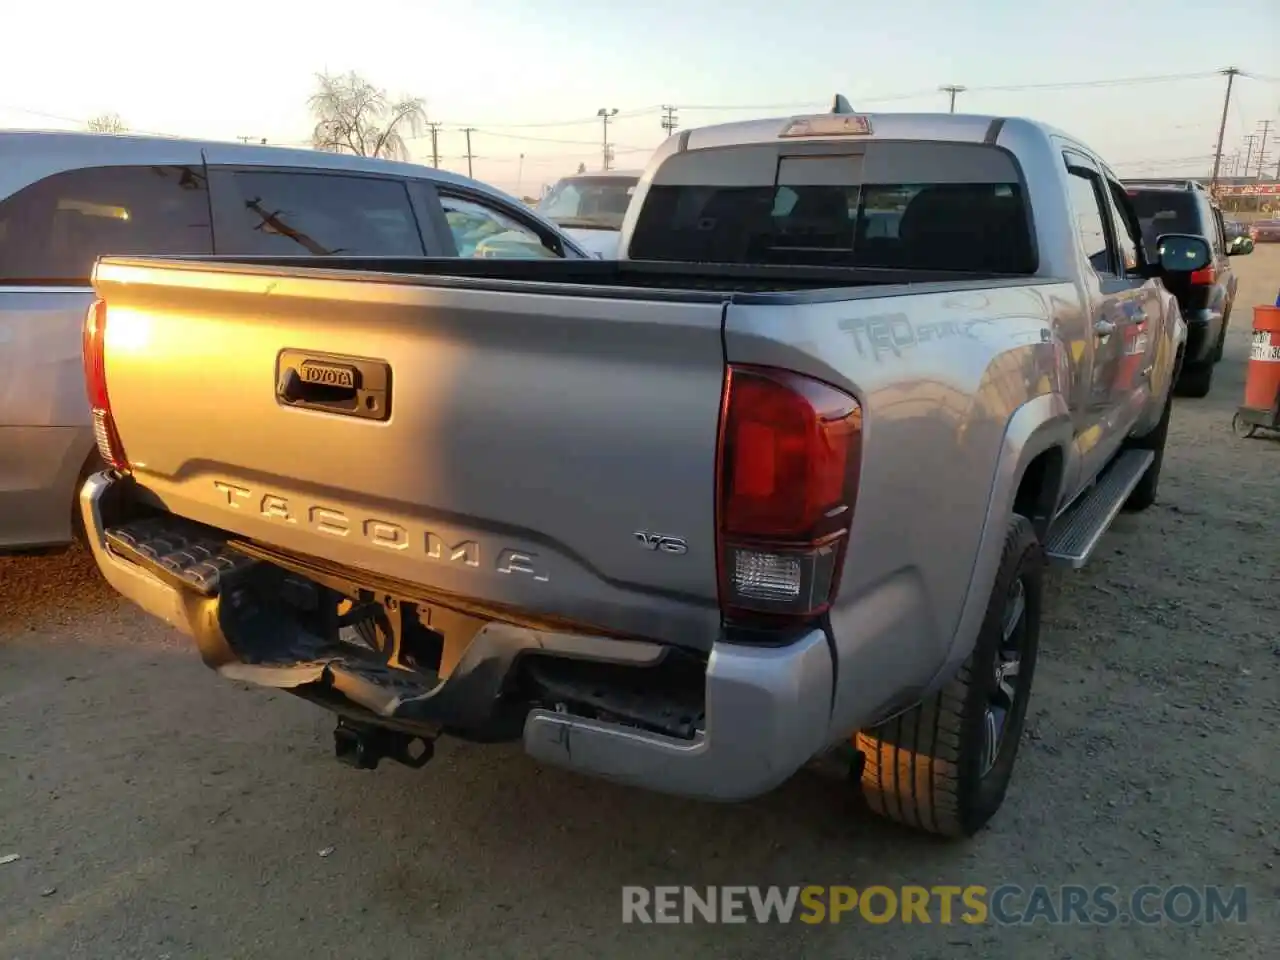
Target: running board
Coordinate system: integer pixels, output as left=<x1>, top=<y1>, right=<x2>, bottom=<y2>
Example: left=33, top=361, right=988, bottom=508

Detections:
left=1044, top=449, right=1153, bottom=569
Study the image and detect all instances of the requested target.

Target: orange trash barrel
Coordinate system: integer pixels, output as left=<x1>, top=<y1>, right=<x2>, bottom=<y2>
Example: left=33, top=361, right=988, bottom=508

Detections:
left=1243, top=305, right=1280, bottom=412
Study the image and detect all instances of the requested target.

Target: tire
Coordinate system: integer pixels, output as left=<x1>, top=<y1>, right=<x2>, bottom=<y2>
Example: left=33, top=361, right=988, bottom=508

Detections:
left=1175, top=361, right=1213, bottom=398
left=1122, top=390, right=1173, bottom=512
left=855, top=515, right=1042, bottom=838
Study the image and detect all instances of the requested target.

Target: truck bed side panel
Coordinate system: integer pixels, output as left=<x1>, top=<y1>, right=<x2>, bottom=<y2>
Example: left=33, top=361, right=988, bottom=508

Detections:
left=724, top=280, right=1080, bottom=733
left=94, top=263, right=727, bottom=646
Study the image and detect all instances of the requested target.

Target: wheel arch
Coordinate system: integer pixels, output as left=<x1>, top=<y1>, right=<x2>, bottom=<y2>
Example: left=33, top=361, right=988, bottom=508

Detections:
left=922, top=393, right=1072, bottom=696
left=1013, top=445, right=1066, bottom=543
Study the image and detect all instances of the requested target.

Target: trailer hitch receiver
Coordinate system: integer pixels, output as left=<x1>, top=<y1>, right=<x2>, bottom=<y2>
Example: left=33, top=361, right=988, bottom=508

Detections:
left=333, top=719, right=435, bottom=770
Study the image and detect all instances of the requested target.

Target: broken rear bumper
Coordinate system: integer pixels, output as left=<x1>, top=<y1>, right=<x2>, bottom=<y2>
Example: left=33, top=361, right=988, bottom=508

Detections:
left=80, top=471, right=836, bottom=802
left=523, top=634, right=834, bottom=800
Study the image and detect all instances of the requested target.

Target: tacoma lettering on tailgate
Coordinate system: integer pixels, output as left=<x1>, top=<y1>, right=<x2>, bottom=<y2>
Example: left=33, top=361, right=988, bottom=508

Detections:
left=212, top=481, right=549, bottom=581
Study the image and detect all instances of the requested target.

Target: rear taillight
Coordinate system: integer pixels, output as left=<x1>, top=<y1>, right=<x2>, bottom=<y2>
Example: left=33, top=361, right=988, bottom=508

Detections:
left=1189, top=266, right=1216, bottom=286
left=82, top=298, right=128, bottom=471
left=716, top=365, right=862, bottom=623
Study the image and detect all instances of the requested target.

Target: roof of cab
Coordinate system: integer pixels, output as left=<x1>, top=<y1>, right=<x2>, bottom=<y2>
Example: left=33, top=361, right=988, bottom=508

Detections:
left=651, top=90, right=1092, bottom=156
left=557, top=168, right=645, bottom=180
left=677, top=111, right=1013, bottom=152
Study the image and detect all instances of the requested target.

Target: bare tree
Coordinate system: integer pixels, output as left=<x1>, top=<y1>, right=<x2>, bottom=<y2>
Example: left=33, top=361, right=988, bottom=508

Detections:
left=87, top=112, right=128, bottom=134
left=309, top=71, right=426, bottom=160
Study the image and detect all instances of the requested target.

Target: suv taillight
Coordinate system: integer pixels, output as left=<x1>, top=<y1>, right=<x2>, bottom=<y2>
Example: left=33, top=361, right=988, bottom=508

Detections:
left=1189, top=266, right=1216, bottom=286
left=716, top=365, right=862, bottom=623
left=82, top=298, right=128, bottom=471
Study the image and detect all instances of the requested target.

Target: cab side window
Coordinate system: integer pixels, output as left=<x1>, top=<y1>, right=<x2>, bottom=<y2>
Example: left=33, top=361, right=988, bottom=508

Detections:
left=439, top=194, right=561, bottom=259
left=1104, top=180, right=1142, bottom=272
left=0, top=165, right=212, bottom=285
left=1064, top=167, right=1118, bottom=277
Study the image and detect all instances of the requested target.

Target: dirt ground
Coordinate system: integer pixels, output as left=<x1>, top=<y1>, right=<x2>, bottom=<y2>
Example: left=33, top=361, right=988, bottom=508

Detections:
left=2, top=250, right=1278, bottom=960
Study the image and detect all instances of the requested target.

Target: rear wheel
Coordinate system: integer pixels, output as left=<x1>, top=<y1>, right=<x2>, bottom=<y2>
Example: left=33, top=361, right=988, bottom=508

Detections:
left=855, top=515, right=1042, bottom=838
left=1175, top=361, right=1213, bottom=398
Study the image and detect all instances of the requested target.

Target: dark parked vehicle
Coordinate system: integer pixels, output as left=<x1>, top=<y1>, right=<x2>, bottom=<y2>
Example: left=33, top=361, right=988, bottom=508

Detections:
left=1124, top=179, right=1246, bottom=398
left=1250, top=218, right=1280, bottom=243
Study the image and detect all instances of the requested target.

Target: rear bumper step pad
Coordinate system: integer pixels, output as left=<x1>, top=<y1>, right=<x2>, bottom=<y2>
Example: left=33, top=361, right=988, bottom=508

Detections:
left=105, top=517, right=258, bottom=596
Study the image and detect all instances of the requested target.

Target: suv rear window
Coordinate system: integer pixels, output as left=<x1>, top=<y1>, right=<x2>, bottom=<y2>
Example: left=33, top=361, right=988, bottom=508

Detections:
left=0, top=164, right=212, bottom=285
left=628, top=143, right=1034, bottom=273
left=1126, top=190, right=1201, bottom=251
left=218, top=171, right=425, bottom=256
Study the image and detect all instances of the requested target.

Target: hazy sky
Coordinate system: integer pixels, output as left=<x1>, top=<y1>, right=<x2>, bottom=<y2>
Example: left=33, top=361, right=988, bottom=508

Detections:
left=3, top=0, right=1277, bottom=195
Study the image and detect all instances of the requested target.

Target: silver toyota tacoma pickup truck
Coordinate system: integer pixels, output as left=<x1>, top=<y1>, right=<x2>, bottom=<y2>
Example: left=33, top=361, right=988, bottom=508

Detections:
left=79, top=107, right=1207, bottom=837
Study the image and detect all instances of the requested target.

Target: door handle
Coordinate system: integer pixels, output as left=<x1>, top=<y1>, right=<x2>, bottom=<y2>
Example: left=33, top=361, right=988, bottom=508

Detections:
left=275, top=350, right=392, bottom=421
left=1094, top=319, right=1116, bottom=338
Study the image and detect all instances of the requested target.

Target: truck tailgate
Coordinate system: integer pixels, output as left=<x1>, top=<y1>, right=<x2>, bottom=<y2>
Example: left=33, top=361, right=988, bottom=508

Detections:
left=93, top=260, right=727, bottom=645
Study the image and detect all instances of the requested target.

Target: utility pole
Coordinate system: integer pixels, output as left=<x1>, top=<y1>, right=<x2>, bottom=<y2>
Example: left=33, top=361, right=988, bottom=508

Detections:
left=1254, top=120, right=1273, bottom=180
left=1209, top=67, right=1240, bottom=197
left=1242, top=134, right=1259, bottom=179
left=597, top=107, right=618, bottom=170
left=661, top=105, right=679, bottom=136
left=425, top=122, right=442, bottom=168
left=940, top=85, right=966, bottom=113
left=461, top=127, right=476, bottom=178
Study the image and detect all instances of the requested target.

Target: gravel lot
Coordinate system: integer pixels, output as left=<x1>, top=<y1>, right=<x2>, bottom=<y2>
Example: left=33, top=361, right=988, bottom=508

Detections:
left=2, top=249, right=1278, bottom=960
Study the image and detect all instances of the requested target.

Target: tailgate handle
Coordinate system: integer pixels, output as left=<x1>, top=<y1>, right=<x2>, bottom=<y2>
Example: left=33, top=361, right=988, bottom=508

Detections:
left=275, top=350, right=392, bottom=421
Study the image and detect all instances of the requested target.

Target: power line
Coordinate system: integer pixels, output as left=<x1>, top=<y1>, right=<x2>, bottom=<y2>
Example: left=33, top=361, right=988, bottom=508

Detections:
left=1, top=68, right=1268, bottom=145
left=438, top=106, right=662, bottom=130
left=435, top=128, right=607, bottom=147
left=4, top=67, right=1274, bottom=175
left=433, top=128, right=651, bottom=156
left=5, top=67, right=1273, bottom=139
left=973, top=70, right=1221, bottom=93
left=676, top=70, right=1240, bottom=112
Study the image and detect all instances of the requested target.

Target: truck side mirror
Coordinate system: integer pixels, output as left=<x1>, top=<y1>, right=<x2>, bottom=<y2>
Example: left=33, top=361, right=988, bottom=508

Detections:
left=1154, top=234, right=1211, bottom=273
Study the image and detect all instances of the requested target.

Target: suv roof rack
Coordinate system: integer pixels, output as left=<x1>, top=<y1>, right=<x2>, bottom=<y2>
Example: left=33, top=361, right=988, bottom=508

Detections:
left=1121, top=178, right=1209, bottom=193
